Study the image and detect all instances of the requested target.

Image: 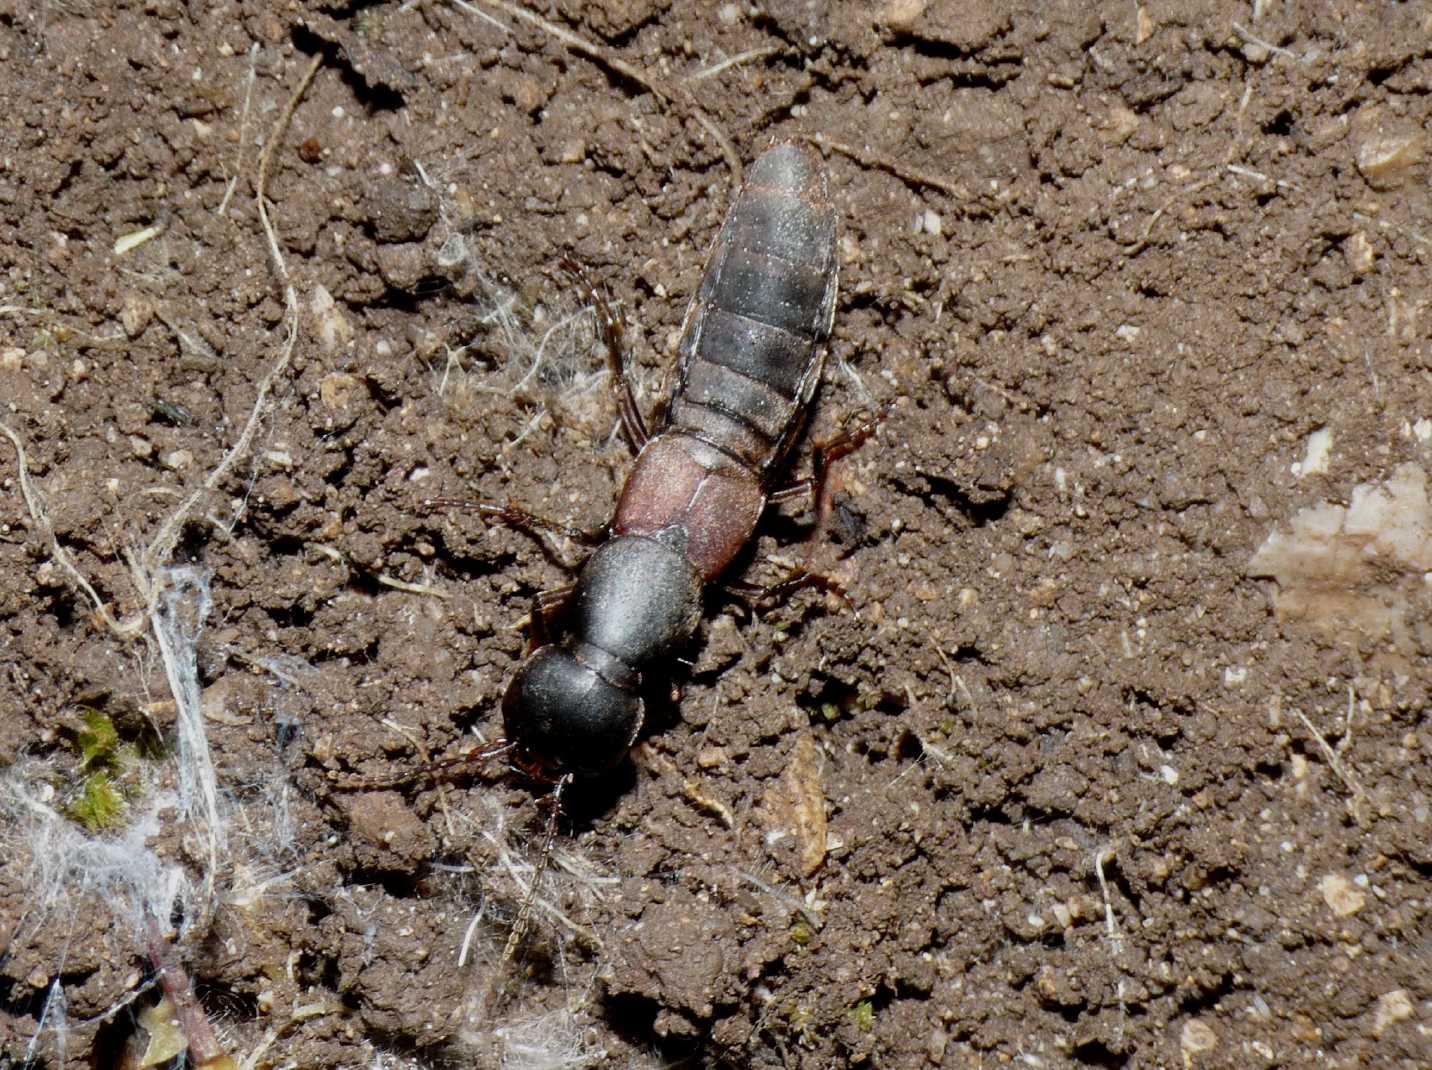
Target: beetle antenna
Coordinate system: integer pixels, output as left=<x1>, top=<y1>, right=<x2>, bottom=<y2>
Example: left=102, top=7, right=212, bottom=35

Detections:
left=325, top=739, right=517, bottom=791
left=468, top=772, right=573, bottom=1021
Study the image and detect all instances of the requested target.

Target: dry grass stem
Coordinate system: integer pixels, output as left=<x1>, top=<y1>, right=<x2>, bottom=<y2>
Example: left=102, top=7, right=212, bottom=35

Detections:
left=0, top=421, right=130, bottom=633
left=218, top=43, right=261, bottom=217
left=1094, top=845, right=1123, bottom=957
left=376, top=572, right=452, bottom=598
left=1294, top=700, right=1370, bottom=826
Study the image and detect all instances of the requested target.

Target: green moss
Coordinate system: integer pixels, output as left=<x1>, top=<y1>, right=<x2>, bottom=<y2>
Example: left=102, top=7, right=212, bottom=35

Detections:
left=76, top=708, right=119, bottom=766
left=63, top=708, right=157, bottom=831
left=70, top=772, right=127, bottom=832
left=849, top=1000, right=876, bottom=1033
left=790, top=921, right=813, bottom=946
left=784, top=1002, right=816, bottom=1047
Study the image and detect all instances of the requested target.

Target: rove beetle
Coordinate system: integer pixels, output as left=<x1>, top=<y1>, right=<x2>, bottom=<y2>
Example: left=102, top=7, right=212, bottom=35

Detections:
left=417, top=141, right=878, bottom=806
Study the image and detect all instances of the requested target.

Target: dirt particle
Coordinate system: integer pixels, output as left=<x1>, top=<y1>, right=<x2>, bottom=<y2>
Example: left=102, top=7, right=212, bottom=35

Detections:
left=1180, top=1018, right=1218, bottom=1056
left=319, top=372, right=363, bottom=411
left=362, top=179, right=438, bottom=244
left=120, top=294, right=153, bottom=338
left=1096, top=103, right=1141, bottom=144
left=311, top=285, right=354, bottom=353
left=1034, top=964, right=1082, bottom=1008
left=201, top=674, right=257, bottom=728
left=762, top=0, right=831, bottom=47
left=1343, top=231, right=1376, bottom=275
left=375, top=242, right=427, bottom=291
left=1169, top=82, right=1225, bottom=132
left=880, top=0, right=926, bottom=34
left=557, top=138, right=586, bottom=165
left=926, top=1026, right=948, bottom=1063
left=1318, top=872, right=1367, bottom=918
left=341, top=791, right=434, bottom=874
left=1134, top=7, right=1155, bottom=45
left=1371, top=988, right=1412, bottom=1036
left=1024, top=765, right=1088, bottom=814
left=161, top=448, right=193, bottom=471
left=1354, top=113, right=1426, bottom=190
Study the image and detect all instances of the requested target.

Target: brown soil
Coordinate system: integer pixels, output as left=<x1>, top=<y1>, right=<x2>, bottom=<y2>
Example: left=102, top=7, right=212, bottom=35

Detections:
left=2, top=2, right=1429, bottom=1067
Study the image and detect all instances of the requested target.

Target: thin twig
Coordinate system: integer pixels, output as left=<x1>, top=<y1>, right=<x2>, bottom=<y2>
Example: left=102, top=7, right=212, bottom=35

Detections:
left=255, top=52, right=324, bottom=284
left=933, top=646, right=958, bottom=709
left=450, top=0, right=742, bottom=186
left=1294, top=705, right=1369, bottom=826
left=376, top=572, right=452, bottom=598
left=1094, top=845, right=1123, bottom=957
left=1226, top=162, right=1301, bottom=192
left=689, top=46, right=781, bottom=83
left=804, top=132, right=970, bottom=199
left=1230, top=21, right=1301, bottom=62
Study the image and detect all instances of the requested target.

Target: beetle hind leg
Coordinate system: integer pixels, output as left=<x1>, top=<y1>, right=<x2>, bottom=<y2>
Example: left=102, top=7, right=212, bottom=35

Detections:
left=751, top=403, right=888, bottom=605
left=558, top=256, right=649, bottom=453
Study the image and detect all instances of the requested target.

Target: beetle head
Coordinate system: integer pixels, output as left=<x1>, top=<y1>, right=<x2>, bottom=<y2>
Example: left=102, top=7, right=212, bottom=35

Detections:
left=502, top=645, right=642, bottom=780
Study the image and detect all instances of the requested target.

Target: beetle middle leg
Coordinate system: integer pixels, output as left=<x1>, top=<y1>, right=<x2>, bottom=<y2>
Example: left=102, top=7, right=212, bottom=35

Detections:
left=768, top=404, right=888, bottom=516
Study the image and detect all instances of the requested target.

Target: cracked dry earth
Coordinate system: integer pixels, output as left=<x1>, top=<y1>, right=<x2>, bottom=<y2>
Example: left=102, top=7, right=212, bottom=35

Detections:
left=1, top=1, right=1430, bottom=1068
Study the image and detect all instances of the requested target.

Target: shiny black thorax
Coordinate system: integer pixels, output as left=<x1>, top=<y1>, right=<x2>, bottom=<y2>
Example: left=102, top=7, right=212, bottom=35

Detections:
left=503, top=536, right=702, bottom=778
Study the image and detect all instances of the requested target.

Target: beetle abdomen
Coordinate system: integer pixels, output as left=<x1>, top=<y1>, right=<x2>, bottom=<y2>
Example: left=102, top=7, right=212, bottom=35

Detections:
left=670, top=142, right=837, bottom=476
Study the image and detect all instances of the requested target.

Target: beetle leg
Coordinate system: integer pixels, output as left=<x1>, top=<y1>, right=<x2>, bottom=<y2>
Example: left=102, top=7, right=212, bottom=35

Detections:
left=724, top=568, right=851, bottom=609
left=768, top=404, right=887, bottom=511
left=422, top=497, right=607, bottom=572
left=326, top=738, right=517, bottom=791
left=559, top=256, right=649, bottom=453
left=527, top=584, right=574, bottom=650
left=736, top=405, right=887, bottom=607
left=773, top=401, right=882, bottom=552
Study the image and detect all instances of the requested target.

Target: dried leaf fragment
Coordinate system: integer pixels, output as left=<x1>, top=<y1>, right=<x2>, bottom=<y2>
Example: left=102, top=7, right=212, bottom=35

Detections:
left=760, top=732, right=828, bottom=877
